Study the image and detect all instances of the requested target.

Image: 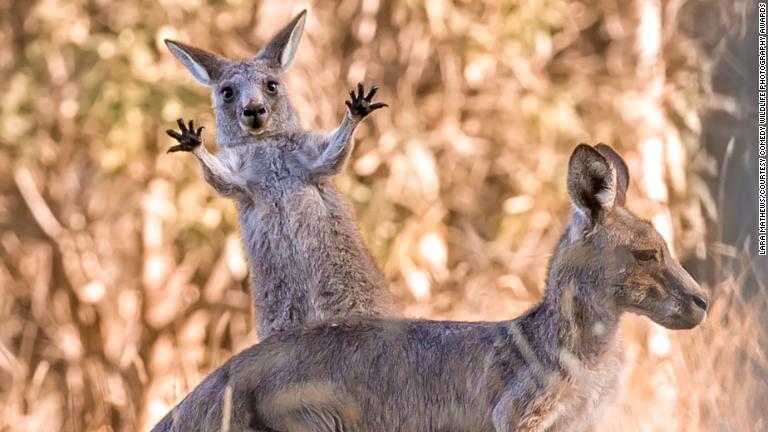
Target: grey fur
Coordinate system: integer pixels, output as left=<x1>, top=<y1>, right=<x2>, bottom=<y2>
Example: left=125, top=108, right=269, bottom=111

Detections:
left=165, top=11, right=396, bottom=337
left=152, top=145, right=708, bottom=432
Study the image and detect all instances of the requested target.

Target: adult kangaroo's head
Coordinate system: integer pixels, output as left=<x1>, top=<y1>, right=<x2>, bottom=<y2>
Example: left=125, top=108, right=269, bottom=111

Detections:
left=165, top=10, right=306, bottom=142
left=556, top=143, right=708, bottom=330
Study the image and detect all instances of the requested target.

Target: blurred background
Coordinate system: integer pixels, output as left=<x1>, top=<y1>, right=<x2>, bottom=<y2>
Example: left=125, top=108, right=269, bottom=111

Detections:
left=0, top=0, right=765, bottom=430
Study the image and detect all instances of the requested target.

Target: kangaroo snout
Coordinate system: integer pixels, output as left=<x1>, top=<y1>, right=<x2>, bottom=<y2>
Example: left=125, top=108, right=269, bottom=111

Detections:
left=241, top=102, right=269, bottom=132
left=677, top=290, right=708, bottom=329
left=689, top=292, right=708, bottom=312
left=664, top=262, right=709, bottom=329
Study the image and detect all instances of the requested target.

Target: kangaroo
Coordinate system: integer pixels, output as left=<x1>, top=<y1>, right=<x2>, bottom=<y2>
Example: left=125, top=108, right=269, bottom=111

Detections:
left=164, top=10, right=396, bottom=337
left=152, top=144, right=709, bottom=432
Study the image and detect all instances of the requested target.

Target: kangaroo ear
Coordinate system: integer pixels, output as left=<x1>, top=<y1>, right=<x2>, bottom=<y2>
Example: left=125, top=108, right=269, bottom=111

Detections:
left=165, top=40, right=225, bottom=86
left=567, top=144, right=618, bottom=223
left=594, top=143, right=629, bottom=206
left=255, top=10, right=307, bottom=71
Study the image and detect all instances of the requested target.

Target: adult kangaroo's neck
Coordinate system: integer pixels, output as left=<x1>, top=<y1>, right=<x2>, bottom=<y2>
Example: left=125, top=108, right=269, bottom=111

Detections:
left=538, top=237, right=623, bottom=366
left=506, top=249, right=624, bottom=432
left=538, top=286, right=621, bottom=367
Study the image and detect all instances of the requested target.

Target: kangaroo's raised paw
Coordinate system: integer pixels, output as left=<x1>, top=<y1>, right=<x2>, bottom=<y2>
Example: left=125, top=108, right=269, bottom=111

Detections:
left=167, top=119, right=204, bottom=153
left=345, top=82, right=387, bottom=119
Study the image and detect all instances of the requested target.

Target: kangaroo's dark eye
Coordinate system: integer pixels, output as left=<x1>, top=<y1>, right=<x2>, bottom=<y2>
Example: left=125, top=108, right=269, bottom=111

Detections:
left=221, top=87, right=235, bottom=102
left=265, top=81, right=278, bottom=94
left=632, top=249, right=658, bottom=262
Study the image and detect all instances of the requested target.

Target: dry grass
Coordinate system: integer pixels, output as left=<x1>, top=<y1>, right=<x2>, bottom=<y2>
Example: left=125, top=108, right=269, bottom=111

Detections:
left=0, top=0, right=764, bottom=431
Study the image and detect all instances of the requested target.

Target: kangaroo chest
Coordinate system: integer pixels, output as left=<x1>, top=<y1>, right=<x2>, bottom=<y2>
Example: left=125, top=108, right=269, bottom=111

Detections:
left=523, top=338, right=624, bottom=432
left=237, top=182, right=360, bottom=332
left=237, top=185, right=334, bottom=278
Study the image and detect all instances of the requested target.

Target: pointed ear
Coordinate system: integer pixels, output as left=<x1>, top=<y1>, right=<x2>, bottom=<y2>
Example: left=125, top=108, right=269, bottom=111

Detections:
left=594, top=143, right=629, bottom=206
left=254, top=10, right=307, bottom=71
left=165, top=39, right=226, bottom=86
left=567, top=144, right=618, bottom=224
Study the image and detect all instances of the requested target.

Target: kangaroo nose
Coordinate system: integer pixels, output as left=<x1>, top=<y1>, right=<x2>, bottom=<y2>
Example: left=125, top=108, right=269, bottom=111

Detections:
left=690, top=294, right=708, bottom=311
left=243, top=104, right=267, bottom=117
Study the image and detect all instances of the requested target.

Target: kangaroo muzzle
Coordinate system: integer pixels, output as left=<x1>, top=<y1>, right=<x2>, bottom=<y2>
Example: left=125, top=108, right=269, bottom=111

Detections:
left=241, top=102, right=269, bottom=133
left=662, top=262, right=709, bottom=329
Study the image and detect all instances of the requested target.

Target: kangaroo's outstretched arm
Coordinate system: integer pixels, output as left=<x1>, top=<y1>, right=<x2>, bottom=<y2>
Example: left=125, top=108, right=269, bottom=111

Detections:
left=192, top=146, right=248, bottom=200
left=294, top=83, right=387, bottom=180
left=300, top=113, right=362, bottom=178
left=167, top=119, right=248, bottom=200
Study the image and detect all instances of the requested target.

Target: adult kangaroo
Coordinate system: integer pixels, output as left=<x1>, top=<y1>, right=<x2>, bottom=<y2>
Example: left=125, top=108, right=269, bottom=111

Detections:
left=152, top=144, right=708, bottom=432
left=165, top=10, right=396, bottom=337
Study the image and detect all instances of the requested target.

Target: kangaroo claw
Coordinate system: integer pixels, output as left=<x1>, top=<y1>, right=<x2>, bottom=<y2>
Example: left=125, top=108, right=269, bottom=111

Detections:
left=346, top=82, right=387, bottom=118
left=167, top=118, right=203, bottom=153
